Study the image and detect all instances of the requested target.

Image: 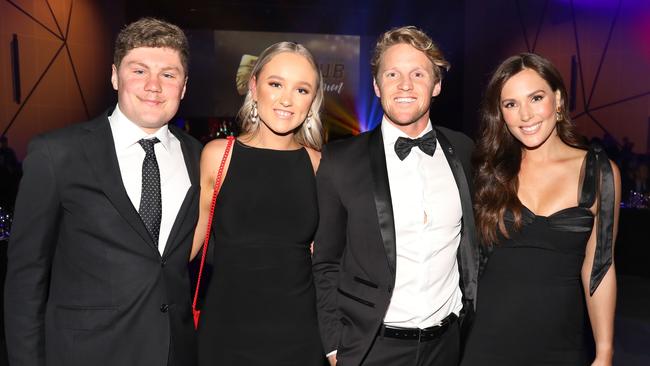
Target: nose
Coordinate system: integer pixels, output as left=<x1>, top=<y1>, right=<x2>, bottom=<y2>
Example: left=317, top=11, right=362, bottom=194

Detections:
left=398, top=76, right=413, bottom=91
left=279, top=90, right=292, bottom=107
left=519, top=103, right=533, bottom=121
left=144, top=76, right=162, bottom=93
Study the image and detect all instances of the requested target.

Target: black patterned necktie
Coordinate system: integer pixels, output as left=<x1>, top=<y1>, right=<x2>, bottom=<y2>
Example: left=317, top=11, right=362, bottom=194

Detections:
left=138, top=138, right=161, bottom=245
left=394, top=129, right=437, bottom=161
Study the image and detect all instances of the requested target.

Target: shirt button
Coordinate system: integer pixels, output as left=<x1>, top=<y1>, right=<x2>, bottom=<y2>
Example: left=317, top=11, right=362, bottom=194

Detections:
left=160, top=304, right=169, bottom=313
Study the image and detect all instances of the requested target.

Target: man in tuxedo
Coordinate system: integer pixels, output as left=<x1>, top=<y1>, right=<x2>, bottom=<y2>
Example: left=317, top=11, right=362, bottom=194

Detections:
left=4, top=18, right=201, bottom=366
left=313, top=26, right=479, bottom=366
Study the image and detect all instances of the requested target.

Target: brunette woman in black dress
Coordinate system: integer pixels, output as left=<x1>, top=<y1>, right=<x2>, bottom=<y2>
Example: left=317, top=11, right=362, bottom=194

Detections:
left=461, top=53, right=620, bottom=366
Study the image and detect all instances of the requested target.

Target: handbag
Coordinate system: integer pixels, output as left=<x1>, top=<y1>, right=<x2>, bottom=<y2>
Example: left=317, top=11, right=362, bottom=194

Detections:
left=192, top=135, right=235, bottom=329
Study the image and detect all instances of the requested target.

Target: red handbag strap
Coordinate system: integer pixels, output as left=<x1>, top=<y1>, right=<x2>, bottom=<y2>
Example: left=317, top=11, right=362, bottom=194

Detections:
left=192, top=136, right=235, bottom=311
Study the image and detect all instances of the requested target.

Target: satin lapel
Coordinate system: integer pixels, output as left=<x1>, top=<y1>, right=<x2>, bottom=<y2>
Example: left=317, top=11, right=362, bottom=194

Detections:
left=162, top=127, right=200, bottom=257
left=81, top=115, right=157, bottom=252
left=435, top=128, right=479, bottom=305
left=368, top=127, right=397, bottom=277
left=435, top=129, right=472, bottom=213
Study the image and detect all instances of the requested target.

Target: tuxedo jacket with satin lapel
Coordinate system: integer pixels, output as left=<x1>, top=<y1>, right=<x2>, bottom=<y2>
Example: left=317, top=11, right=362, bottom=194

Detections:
left=4, top=112, right=202, bottom=366
left=313, top=125, right=479, bottom=365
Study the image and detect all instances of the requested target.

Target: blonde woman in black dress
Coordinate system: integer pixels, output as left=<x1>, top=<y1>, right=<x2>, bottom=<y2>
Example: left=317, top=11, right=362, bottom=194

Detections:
left=191, top=42, right=325, bottom=365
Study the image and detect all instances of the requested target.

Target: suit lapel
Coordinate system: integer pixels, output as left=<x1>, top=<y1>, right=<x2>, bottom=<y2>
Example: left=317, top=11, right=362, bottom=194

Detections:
left=81, top=114, right=158, bottom=253
left=435, top=128, right=479, bottom=305
left=162, top=126, right=200, bottom=257
left=435, top=129, right=473, bottom=217
left=368, top=127, right=397, bottom=277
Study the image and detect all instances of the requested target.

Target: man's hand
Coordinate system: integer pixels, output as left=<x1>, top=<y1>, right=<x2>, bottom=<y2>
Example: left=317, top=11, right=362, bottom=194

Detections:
left=327, top=354, right=337, bottom=366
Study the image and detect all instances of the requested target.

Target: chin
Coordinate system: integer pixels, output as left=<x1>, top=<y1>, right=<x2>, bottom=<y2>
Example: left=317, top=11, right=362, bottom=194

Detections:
left=264, top=120, right=302, bottom=136
left=143, top=114, right=171, bottom=124
left=387, top=116, right=416, bottom=126
left=519, top=137, right=546, bottom=149
left=140, top=120, right=169, bottom=130
left=272, top=128, right=298, bottom=137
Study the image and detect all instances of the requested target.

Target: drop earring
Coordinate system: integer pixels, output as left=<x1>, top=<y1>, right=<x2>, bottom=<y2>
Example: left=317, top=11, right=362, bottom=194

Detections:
left=251, top=101, right=258, bottom=124
left=305, top=113, right=313, bottom=129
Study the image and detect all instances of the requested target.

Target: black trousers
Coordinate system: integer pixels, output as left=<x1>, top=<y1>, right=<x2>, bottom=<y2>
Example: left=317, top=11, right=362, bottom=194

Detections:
left=361, top=320, right=460, bottom=366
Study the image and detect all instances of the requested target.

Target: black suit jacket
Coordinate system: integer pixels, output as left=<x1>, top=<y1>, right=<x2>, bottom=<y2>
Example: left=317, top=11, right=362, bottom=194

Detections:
left=313, top=126, right=479, bottom=365
left=4, top=112, right=202, bottom=366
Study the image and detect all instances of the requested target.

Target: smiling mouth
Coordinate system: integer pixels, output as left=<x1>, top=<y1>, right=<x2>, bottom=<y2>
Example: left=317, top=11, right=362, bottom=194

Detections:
left=274, top=109, right=294, bottom=118
left=141, top=99, right=162, bottom=106
left=520, top=122, right=542, bottom=134
left=395, top=97, right=416, bottom=104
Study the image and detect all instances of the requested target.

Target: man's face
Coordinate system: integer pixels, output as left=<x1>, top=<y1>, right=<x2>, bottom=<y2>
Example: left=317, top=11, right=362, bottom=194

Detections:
left=374, top=43, right=441, bottom=133
left=111, top=47, right=187, bottom=134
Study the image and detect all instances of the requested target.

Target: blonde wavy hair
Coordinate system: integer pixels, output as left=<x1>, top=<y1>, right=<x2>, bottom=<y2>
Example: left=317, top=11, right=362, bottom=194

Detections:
left=371, top=26, right=450, bottom=83
left=237, top=42, right=324, bottom=150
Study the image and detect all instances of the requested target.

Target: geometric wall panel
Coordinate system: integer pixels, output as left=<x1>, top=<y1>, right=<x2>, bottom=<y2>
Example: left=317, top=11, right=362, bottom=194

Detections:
left=464, top=0, right=650, bottom=154
left=0, top=0, right=123, bottom=159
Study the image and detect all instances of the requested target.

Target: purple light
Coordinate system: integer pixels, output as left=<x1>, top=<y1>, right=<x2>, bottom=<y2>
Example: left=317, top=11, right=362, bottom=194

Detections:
left=556, top=0, right=647, bottom=9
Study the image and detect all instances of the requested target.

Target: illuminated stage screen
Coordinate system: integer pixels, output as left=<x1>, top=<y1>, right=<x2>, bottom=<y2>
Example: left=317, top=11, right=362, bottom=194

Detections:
left=181, top=30, right=361, bottom=140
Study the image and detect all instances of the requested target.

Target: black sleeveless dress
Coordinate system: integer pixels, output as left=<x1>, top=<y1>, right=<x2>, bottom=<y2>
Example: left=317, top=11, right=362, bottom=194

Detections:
left=197, top=141, right=324, bottom=365
left=460, top=146, right=615, bottom=366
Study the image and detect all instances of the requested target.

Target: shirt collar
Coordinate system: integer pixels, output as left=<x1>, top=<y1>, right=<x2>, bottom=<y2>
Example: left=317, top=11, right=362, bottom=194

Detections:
left=381, top=116, right=433, bottom=147
left=109, top=105, right=171, bottom=151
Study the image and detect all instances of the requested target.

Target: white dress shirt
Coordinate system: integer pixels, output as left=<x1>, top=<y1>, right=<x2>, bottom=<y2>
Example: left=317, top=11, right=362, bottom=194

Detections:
left=381, top=118, right=464, bottom=329
left=108, top=105, right=191, bottom=254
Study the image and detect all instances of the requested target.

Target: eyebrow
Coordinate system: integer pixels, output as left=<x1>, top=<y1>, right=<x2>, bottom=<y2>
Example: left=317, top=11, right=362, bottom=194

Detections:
left=127, top=61, right=149, bottom=69
left=126, top=61, right=181, bottom=72
left=160, top=66, right=181, bottom=72
left=383, top=66, right=429, bottom=73
left=266, top=75, right=314, bottom=88
left=501, top=89, right=546, bottom=103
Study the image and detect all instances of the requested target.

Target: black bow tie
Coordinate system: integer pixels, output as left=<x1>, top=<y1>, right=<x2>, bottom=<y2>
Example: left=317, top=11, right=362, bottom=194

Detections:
left=394, top=129, right=437, bottom=160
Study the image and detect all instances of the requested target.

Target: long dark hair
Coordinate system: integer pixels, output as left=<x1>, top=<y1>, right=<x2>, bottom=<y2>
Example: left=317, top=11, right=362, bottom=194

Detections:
left=473, top=53, right=582, bottom=245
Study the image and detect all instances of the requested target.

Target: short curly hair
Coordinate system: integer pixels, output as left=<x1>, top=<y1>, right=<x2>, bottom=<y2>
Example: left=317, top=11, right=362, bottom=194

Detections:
left=113, top=17, right=189, bottom=75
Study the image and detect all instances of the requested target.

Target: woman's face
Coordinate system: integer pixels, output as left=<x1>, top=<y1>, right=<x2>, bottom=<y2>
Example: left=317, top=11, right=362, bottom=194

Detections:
left=250, top=52, right=318, bottom=137
left=500, top=68, right=562, bottom=149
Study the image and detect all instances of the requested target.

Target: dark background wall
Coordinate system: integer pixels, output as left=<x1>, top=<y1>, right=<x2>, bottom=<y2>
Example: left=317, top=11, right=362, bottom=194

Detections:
left=125, top=0, right=469, bottom=137
left=1, top=1, right=649, bottom=365
left=1, top=0, right=468, bottom=158
left=4, top=1, right=648, bottom=159
left=463, top=0, right=650, bottom=153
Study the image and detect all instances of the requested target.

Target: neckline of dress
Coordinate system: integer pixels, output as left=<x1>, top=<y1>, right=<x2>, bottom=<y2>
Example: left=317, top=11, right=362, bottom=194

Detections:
left=236, top=139, right=305, bottom=152
left=517, top=147, right=595, bottom=218
left=519, top=203, right=593, bottom=219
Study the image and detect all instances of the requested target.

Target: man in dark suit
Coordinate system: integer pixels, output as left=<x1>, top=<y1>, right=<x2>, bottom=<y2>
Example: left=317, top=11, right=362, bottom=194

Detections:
left=313, top=26, right=479, bottom=366
left=4, top=18, right=201, bottom=366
